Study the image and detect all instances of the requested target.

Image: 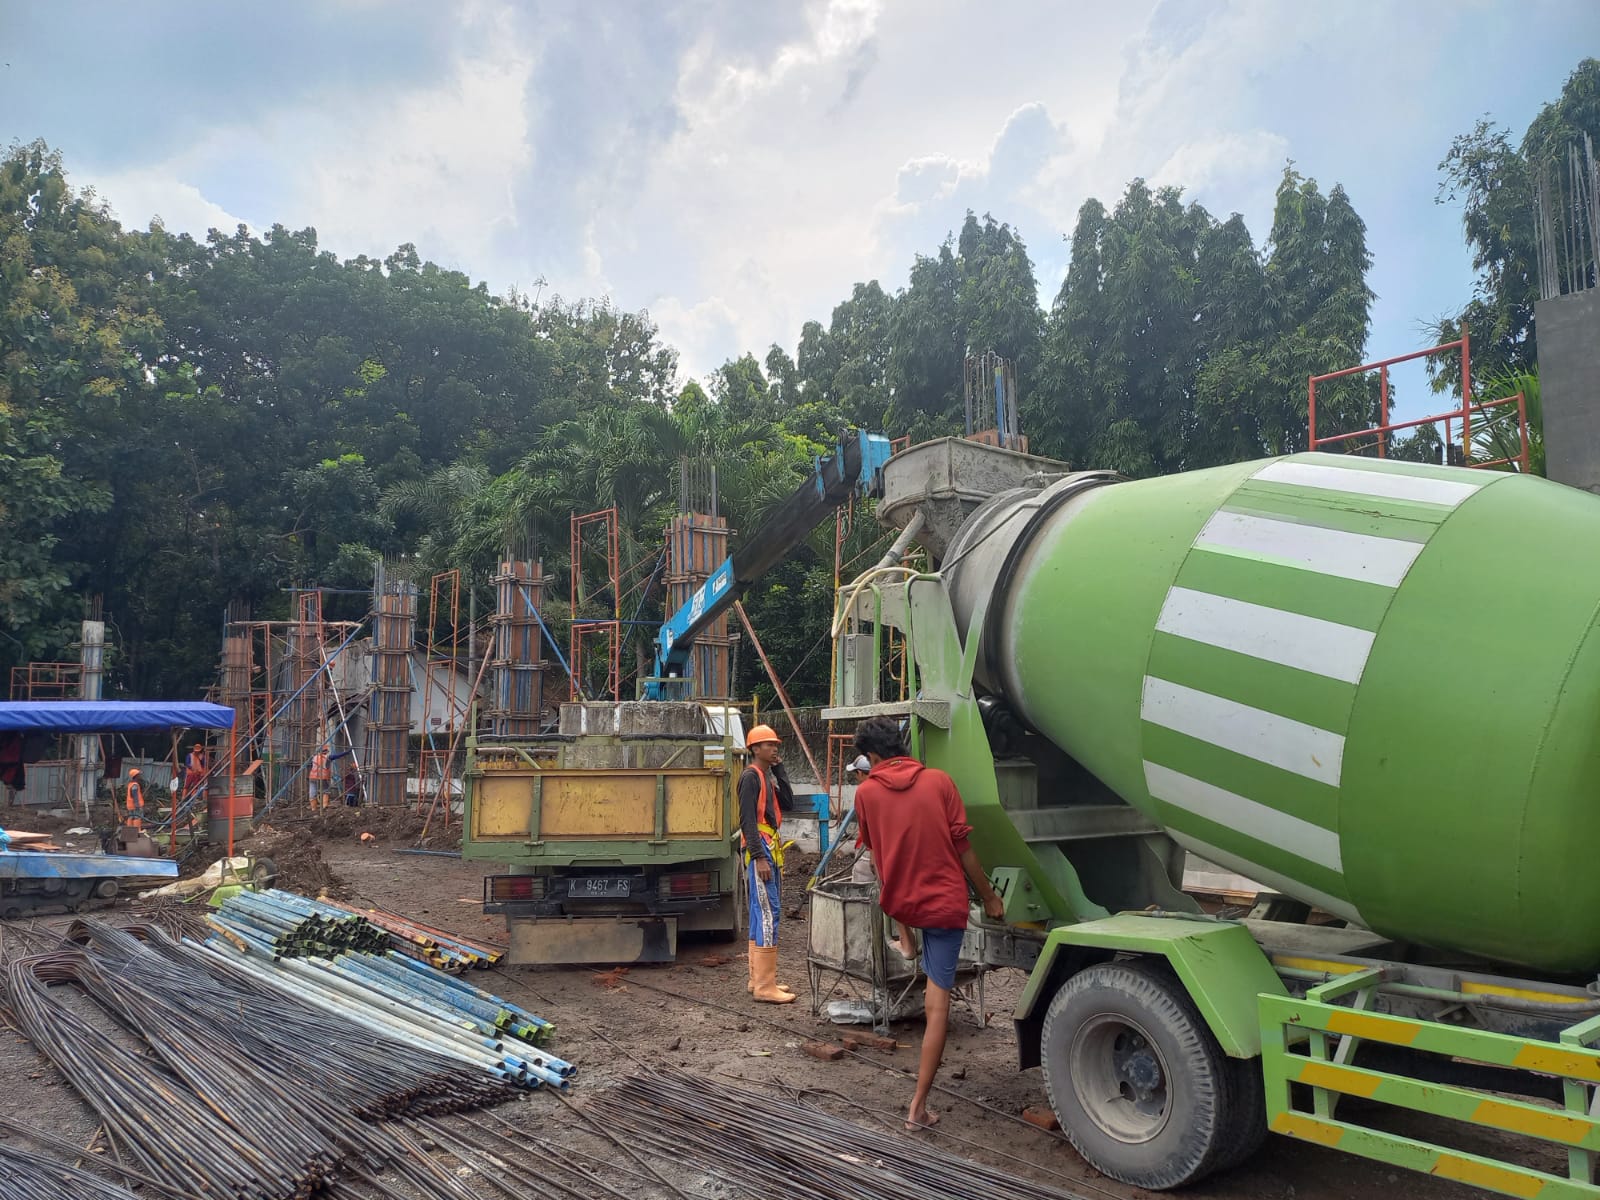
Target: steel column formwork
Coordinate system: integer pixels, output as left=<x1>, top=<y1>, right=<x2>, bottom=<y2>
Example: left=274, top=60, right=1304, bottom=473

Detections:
left=490, top=559, right=551, bottom=736
left=664, top=513, right=733, bottom=699
left=214, top=632, right=254, bottom=847
left=366, top=575, right=417, bottom=807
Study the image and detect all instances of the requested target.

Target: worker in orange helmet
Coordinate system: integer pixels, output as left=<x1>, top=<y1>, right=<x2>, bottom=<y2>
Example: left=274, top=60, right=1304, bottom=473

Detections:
left=740, top=724, right=795, bottom=1003
left=124, top=768, right=146, bottom=830
left=308, top=745, right=331, bottom=810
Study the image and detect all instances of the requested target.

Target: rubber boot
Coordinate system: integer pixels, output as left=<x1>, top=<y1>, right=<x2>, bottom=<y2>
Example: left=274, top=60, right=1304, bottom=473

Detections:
left=748, top=941, right=793, bottom=995
left=751, top=944, right=796, bottom=1003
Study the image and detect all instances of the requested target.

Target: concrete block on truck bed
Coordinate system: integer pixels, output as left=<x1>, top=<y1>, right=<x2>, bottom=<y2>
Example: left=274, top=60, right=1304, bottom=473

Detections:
left=562, top=738, right=705, bottom=771
left=558, top=702, right=705, bottom=737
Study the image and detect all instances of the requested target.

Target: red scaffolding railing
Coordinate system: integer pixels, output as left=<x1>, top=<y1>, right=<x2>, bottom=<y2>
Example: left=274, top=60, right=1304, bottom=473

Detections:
left=1309, top=329, right=1531, bottom=472
left=8, top=662, right=82, bottom=700
left=570, top=508, right=621, bottom=702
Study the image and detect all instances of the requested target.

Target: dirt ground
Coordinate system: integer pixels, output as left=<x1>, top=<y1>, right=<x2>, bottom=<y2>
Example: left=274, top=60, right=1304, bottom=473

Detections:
left=0, top=819, right=1568, bottom=1200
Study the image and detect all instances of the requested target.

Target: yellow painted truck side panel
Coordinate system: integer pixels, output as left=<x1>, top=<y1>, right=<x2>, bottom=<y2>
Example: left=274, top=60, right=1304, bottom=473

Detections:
left=543, top=774, right=656, bottom=837
left=470, top=769, right=727, bottom=842
left=475, top=773, right=537, bottom=838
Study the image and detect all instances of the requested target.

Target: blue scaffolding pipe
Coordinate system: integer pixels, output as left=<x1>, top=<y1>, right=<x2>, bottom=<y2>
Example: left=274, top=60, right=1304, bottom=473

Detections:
left=517, top=584, right=582, bottom=701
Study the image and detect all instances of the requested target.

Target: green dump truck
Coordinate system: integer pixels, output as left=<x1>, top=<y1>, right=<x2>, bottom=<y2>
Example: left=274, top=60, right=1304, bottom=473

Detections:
left=826, top=436, right=1600, bottom=1197
left=464, top=701, right=744, bottom=965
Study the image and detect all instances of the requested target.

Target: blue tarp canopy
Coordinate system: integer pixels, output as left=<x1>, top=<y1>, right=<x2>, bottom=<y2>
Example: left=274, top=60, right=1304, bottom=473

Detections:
left=0, top=701, right=236, bottom=734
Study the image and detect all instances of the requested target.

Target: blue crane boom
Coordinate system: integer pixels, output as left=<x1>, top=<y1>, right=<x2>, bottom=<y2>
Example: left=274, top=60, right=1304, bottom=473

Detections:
left=643, top=430, right=892, bottom=700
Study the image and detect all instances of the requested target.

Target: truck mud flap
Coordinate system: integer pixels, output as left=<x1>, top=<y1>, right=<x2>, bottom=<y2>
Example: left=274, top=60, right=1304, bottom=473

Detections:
left=508, top=916, right=678, bottom=965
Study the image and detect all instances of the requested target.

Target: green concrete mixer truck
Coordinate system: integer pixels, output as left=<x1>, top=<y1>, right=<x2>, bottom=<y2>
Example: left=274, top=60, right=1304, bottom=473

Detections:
left=824, top=436, right=1600, bottom=1197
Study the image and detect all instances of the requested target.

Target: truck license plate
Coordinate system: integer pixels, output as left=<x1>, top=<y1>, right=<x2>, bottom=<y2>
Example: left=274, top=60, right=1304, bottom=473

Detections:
left=574, top=876, right=631, bottom=898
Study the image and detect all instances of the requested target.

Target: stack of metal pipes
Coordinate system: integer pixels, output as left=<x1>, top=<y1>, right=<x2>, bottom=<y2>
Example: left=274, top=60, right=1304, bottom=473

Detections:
left=210, top=888, right=389, bottom=958
left=201, top=922, right=569, bottom=1089
left=320, top=899, right=505, bottom=972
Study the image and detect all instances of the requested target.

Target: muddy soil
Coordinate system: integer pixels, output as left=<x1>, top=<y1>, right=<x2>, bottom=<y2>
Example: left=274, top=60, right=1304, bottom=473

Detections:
left=0, top=835, right=1567, bottom=1200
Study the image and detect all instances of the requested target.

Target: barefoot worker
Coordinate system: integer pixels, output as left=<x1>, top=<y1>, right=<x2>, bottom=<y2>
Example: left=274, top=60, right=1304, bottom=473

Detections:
left=851, top=716, right=1005, bottom=1131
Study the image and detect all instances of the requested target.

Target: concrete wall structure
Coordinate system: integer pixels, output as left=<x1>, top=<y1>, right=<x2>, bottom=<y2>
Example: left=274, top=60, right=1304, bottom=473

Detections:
left=1538, top=290, right=1600, bottom=492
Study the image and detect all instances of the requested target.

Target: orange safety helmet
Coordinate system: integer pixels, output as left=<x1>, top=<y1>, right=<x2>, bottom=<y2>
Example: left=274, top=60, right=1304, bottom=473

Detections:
left=128, top=767, right=142, bottom=778
left=745, top=724, right=781, bottom=748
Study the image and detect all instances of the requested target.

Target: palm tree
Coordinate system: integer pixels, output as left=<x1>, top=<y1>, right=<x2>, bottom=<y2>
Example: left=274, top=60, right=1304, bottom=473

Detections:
left=1470, top=367, right=1543, bottom=475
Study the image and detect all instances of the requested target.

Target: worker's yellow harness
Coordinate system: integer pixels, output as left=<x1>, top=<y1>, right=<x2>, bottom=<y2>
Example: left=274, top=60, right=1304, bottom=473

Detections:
left=740, top=766, right=786, bottom=870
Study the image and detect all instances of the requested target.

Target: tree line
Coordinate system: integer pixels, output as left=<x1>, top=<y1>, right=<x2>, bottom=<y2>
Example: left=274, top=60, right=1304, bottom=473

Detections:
left=2, top=59, right=1593, bottom=706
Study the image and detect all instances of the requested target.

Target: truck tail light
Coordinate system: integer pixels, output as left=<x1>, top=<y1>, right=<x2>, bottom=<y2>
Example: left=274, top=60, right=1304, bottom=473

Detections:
left=663, top=871, right=713, bottom=896
left=487, top=875, right=545, bottom=902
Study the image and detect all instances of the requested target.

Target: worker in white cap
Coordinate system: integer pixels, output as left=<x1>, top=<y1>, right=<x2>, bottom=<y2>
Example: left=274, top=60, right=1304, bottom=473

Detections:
left=847, top=755, right=880, bottom=886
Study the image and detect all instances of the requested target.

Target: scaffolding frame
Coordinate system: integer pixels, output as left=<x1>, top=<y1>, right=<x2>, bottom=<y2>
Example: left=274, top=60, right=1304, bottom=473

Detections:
left=225, top=615, right=364, bottom=807
left=289, top=589, right=330, bottom=806
left=570, top=508, right=621, bottom=701
left=416, top=569, right=476, bottom=820
left=8, top=663, right=82, bottom=700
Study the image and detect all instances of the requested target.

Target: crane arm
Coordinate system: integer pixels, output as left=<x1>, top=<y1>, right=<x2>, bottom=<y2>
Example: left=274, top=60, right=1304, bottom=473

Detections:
left=644, top=430, right=891, bottom=698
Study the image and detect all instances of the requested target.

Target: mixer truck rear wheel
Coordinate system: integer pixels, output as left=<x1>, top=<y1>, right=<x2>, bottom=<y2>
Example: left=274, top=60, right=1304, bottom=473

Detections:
left=1040, top=959, right=1246, bottom=1189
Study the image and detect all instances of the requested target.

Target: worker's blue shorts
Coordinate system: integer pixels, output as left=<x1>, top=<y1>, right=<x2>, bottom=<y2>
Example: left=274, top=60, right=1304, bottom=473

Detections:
left=747, top=859, right=781, bottom=948
left=918, top=927, right=966, bottom=990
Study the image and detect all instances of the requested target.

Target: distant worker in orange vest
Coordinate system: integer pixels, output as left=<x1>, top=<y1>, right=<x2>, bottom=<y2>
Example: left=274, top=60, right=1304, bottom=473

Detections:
left=184, top=744, right=208, bottom=807
left=308, top=746, right=331, bottom=810
left=740, top=724, right=795, bottom=1003
left=124, top=768, right=146, bottom=829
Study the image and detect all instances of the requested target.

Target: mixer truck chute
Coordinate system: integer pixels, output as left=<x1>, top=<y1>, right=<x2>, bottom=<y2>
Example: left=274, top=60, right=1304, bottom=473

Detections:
left=826, top=436, right=1600, bottom=1196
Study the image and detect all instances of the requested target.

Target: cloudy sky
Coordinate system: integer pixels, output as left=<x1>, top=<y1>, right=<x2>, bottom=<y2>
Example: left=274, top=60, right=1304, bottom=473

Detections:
left=4, top=1, right=1595, bottom=415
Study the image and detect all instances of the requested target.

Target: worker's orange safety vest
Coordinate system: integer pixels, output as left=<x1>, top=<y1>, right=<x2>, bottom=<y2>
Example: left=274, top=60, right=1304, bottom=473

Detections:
left=310, top=753, right=330, bottom=781
left=740, top=767, right=785, bottom=869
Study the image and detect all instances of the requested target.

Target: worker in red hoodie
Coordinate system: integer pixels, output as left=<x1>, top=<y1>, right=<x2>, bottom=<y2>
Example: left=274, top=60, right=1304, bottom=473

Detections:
left=852, top=716, right=1004, bottom=1132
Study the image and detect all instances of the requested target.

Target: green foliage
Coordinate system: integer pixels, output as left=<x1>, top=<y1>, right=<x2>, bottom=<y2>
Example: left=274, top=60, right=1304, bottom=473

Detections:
left=1431, top=58, right=1600, bottom=389
left=1, top=136, right=1390, bottom=707
left=887, top=213, right=1042, bottom=441
left=1034, top=171, right=1374, bottom=475
left=1472, top=367, right=1544, bottom=475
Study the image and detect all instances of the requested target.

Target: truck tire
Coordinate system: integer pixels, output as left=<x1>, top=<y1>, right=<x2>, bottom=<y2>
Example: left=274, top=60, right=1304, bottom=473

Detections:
left=1209, top=1055, right=1268, bottom=1173
left=1040, top=958, right=1255, bottom=1189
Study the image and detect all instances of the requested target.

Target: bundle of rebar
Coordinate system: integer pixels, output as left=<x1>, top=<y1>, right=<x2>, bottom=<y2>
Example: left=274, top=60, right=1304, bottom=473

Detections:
left=1, top=919, right=525, bottom=1199
left=319, top=899, right=505, bottom=971
left=0, top=1141, right=142, bottom=1200
left=0, top=1117, right=198, bottom=1200
left=212, top=888, right=390, bottom=957
left=588, top=1067, right=1097, bottom=1200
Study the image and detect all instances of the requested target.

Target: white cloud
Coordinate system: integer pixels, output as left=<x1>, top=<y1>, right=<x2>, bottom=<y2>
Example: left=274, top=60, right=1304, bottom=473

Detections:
left=619, top=0, right=892, bottom=380
left=78, top=0, right=537, bottom=278
left=34, top=0, right=1600, bottom=405
left=286, top=11, right=537, bottom=272
left=88, top=167, right=248, bottom=237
